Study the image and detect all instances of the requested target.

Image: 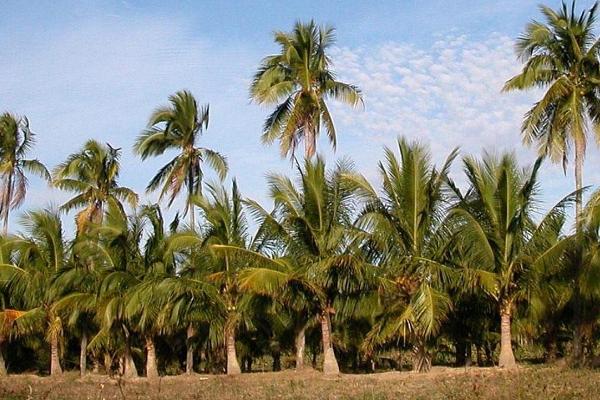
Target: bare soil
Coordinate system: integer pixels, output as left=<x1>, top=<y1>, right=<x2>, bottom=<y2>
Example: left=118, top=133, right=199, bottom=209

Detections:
left=0, top=365, right=597, bottom=399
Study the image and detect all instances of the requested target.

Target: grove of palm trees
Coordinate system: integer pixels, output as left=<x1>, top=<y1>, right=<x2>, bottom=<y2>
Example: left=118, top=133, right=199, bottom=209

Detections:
left=3, top=2, right=600, bottom=398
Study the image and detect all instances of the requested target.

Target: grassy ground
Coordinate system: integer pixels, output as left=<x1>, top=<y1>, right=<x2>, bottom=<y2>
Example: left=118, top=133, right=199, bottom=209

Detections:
left=0, top=365, right=597, bottom=400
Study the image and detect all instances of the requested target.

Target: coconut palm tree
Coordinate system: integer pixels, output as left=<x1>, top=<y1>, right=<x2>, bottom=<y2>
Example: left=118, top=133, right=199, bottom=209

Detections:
left=450, top=153, right=573, bottom=368
left=168, top=180, right=251, bottom=375
left=503, top=1, right=600, bottom=224
left=167, top=180, right=299, bottom=375
left=242, top=156, right=371, bottom=374
left=75, top=199, right=144, bottom=378
left=52, top=140, right=138, bottom=234
left=346, top=137, right=458, bottom=372
left=52, top=256, right=101, bottom=376
left=556, top=190, right=600, bottom=365
left=0, top=210, right=67, bottom=376
left=250, top=20, right=363, bottom=159
left=0, top=113, right=50, bottom=234
left=0, top=234, right=19, bottom=375
left=134, top=90, right=228, bottom=227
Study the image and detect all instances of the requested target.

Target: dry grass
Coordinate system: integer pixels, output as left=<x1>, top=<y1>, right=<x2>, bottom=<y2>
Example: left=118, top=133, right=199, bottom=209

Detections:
left=0, top=365, right=597, bottom=399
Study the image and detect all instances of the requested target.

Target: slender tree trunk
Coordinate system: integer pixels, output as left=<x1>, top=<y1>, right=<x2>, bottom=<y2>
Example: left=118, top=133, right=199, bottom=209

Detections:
left=295, top=323, right=307, bottom=370
left=498, top=303, right=516, bottom=368
left=466, top=344, right=473, bottom=367
left=574, top=139, right=584, bottom=228
left=476, top=344, right=484, bottom=366
left=122, top=341, right=138, bottom=379
left=455, top=340, right=466, bottom=367
left=0, top=339, right=6, bottom=376
left=145, top=336, right=158, bottom=379
left=50, top=333, right=62, bottom=376
left=92, top=355, right=100, bottom=374
left=320, top=312, right=339, bottom=374
left=2, top=171, right=13, bottom=235
left=226, top=327, right=241, bottom=375
left=571, top=139, right=585, bottom=367
left=412, top=338, right=432, bottom=372
left=272, top=351, right=281, bottom=371
left=104, top=353, right=112, bottom=374
left=188, top=198, right=196, bottom=230
left=186, top=324, right=195, bottom=374
left=304, top=123, right=316, bottom=159
left=571, top=322, right=585, bottom=367
left=80, top=333, right=88, bottom=377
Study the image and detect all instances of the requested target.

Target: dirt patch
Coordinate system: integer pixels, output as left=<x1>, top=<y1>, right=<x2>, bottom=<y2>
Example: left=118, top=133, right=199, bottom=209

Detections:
left=0, top=365, right=597, bottom=399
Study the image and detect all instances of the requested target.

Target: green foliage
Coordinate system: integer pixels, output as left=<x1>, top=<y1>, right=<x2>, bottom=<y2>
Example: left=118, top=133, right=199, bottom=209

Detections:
left=251, top=21, right=362, bottom=158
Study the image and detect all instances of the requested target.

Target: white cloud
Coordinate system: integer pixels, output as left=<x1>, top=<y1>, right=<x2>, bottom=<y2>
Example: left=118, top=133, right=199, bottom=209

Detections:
left=328, top=32, right=600, bottom=222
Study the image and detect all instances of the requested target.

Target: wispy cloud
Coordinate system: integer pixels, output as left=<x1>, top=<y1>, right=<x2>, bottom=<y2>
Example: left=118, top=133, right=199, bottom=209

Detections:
left=328, top=32, right=600, bottom=216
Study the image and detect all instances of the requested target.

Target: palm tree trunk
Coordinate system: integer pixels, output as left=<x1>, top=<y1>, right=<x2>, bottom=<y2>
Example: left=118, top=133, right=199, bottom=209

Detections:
left=571, top=139, right=585, bottom=367
left=304, top=123, right=316, bottom=159
left=574, top=139, right=584, bottom=227
left=189, top=200, right=195, bottom=230
left=412, top=337, right=432, bottom=372
left=225, top=327, right=241, bottom=375
left=320, top=312, right=339, bottom=374
left=186, top=323, right=195, bottom=374
left=122, top=341, right=138, bottom=379
left=79, top=333, right=88, bottom=377
left=498, top=303, right=516, bottom=368
left=2, top=171, right=13, bottom=235
left=145, top=335, right=158, bottom=379
left=0, top=339, right=6, bottom=376
left=295, top=323, right=307, bottom=370
left=50, top=333, right=62, bottom=376
left=455, top=340, right=466, bottom=367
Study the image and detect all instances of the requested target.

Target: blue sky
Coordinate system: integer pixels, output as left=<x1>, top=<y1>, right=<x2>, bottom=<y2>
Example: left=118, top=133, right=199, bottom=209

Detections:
left=2, top=0, right=599, bottom=234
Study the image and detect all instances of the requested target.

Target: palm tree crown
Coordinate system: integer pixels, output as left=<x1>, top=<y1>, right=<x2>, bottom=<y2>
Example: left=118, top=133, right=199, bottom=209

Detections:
left=0, top=113, right=50, bottom=233
left=52, top=140, right=138, bottom=233
left=134, top=90, right=228, bottom=226
left=250, top=20, right=363, bottom=159
left=504, top=1, right=600, bottom=220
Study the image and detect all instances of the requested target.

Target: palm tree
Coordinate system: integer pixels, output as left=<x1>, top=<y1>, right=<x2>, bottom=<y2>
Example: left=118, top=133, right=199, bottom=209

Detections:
left=169, top=180, right=250, bottom=375
left=74, top=199, right=144, bottom=378
left=52, top=254, right=101, bottom=377
left=0, top=113, right=50, bottom=234
left=52, top=140, right=138, bottom=234
left=134, top=90, right=228, bottom=227
left=168, top=180, right=297, bottom=375
left=557, top=191, right=600, bottom=365
left=1, top=210, right=67, bottom=376
left=450, top=153, right=573, bottom=368
left=347, top=137, right=458, bottom=372
left=243, top=157, right=370, bottom=374
left=503, top=2, right=600, bottom=366
left=503, top=1, right=600, bottom=224
left=250, top=20, right=363, bottom=159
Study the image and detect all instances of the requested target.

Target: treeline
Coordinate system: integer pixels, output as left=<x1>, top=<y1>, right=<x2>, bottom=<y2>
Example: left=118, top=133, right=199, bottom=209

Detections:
left=2, top=1, right=600, bottom=378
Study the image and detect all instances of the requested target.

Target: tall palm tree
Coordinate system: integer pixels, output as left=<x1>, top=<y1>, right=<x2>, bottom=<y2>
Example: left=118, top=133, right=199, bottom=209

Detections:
left=52, top=140, right=138, bottom=234
left=0, top=235, right=18, bottom=376
left=503, top=1, right=600, bottom=224
left=1, top=210, right=67, bottom=376
left=250, top=20, right=363, bottom=159
left=451, top=153, right=573, bottom=368
left=558, top=191, right=600, bottom=365
left=347, top=137, right=458, bottom=372
left=134, top=90, right=228, bottom=227
left=52, top=251, right=101, bottom=377
left=243, top=157, right=371, bottom=374
left=168, top=180, right=296, bottom=375
left=72, top=199, right=144, bottom=378
left=503, top=2, right=600, bottom=366
left=0, top=113, right=50, bottom=234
